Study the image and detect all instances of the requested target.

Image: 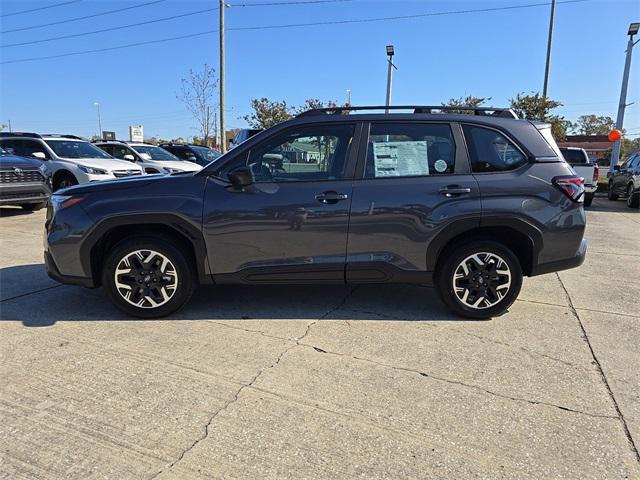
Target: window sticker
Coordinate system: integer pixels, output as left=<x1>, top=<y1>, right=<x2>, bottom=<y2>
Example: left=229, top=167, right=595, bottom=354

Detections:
left=372, top=141, right=429, bottom=177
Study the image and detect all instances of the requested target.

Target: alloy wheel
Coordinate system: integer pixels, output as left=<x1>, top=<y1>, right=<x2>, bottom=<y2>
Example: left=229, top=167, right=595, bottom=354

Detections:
left=114, top=249, right=178, bottom=309
left=452, top=252, right=512, bottom=309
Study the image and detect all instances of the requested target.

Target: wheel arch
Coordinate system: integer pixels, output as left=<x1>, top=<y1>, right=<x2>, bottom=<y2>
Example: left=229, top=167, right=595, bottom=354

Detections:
left=52, top=169, right=77, bottom=187
left=80, top=214, right=211, bottom=287
left=428, top=218, right=542, bottom=277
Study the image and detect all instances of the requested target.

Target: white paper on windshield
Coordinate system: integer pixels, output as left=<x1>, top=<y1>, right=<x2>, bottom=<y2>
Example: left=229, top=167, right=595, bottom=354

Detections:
left=372, top=141, right=429, bottom=177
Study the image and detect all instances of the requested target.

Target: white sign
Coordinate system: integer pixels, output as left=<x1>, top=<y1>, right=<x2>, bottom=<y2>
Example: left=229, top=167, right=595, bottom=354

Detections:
left=372, top=141, right=429, bottom=177
left=129, top=125, right=144, bottom=143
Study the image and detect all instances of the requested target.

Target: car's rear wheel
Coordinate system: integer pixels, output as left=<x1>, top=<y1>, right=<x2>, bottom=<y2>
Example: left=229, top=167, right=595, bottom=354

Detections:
left=583, top=192, right=594, bottom=207
left=435, top=241, right=522, bottom=319
left=608, top=182, right=619, bottom=201
left=102, top=236, right=196, bottom=318
left=20, top=202, right=46, bottom=211
left=627, top=184, right=640, bottom=209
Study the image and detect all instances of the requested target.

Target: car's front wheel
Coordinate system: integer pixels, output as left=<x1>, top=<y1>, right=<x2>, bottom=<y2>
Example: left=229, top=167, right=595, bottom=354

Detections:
left=627, top=184, right=640, bottom=209
left=20, top=202, right=46, bottom=211
left=102, top=236, right=196, bottom=318
left=435, top=241, right=522, bottom=319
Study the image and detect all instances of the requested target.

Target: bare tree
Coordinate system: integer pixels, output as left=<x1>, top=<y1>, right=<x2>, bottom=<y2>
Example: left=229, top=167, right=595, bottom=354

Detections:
left=177, top=64, right=218, bottom=146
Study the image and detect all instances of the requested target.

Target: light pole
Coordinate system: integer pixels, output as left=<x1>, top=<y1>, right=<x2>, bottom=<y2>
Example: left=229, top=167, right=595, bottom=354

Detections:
left=93, top=102, right=103, bottom=140
left=385, top=45, right=397, bottom=113
left=219, top=0, right=227, bottom=153
left=610, top=22, right=639, bottom=174
left=542, top=0, right=556, bottom=97
left=346, top=89, right=351, bottom=106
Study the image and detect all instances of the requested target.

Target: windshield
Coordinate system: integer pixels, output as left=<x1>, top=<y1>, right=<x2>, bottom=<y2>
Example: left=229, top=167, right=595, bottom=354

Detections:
left=132, top=145, right=179, bottom=161
left=192, top=146, right=221, bottom=164
left=560, top=149, right=589, bottom=165
left=45, top=140, right=113, bottom=159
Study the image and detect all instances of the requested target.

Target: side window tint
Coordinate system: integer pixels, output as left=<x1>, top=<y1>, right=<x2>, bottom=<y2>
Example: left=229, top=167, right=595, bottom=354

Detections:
left=463, top=125, right=528, bottom=173
left=365, top=123, right=455, bottom=178
left=246, top=124, right=355, bottom=182
left=112, top=145, right=132, bottom=160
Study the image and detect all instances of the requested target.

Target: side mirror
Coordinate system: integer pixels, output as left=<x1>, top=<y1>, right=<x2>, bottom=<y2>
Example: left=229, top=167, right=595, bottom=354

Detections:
left=227, top=167, right=253, bottom=189
left=613, top=165, right=620, bottom=172
left=123, top=154, right=135, bottom=161
left=32, top=152, right=46, bottom=160
left=187, top=155, right=197, bottom=162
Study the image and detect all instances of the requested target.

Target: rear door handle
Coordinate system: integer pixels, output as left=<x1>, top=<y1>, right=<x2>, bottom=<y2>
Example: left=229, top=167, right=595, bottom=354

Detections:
left=439, top=185, right=472, bottom=197
left=315, top=191, right=349, bottom=204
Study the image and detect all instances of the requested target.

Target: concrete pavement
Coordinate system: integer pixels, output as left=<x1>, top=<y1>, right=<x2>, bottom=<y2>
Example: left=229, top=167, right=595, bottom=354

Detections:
left=0, top=196, right=638, bottom=479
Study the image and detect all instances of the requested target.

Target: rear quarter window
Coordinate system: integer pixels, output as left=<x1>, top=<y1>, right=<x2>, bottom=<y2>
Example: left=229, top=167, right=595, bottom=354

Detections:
left=462, top=125, right=528, bottom=173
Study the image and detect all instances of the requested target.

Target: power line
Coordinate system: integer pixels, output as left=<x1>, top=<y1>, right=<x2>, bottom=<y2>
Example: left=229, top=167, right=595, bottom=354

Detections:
left=1, top=0, right=166, bottom=35
left=0, top=0, right=82, bottom=18
left=2, top=7, right=218, bottom=48
left=1, top=0, right=588, bottom=65
left=231, top=0, right=355, bottom=6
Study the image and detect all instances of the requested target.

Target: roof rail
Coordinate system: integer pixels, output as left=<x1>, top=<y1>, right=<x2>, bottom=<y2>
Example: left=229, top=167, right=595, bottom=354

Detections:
left=91, top=139, right=127, bottom=144
left=296, top=105, right=518, bottom=119
left=0, top=132, right=42, bottom=138
left=40, top=134, right=88, bottom=141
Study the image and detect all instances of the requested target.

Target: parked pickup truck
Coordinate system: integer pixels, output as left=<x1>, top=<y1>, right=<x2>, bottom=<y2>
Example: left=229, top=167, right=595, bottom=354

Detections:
left=560, top=147, right=597, bottom=207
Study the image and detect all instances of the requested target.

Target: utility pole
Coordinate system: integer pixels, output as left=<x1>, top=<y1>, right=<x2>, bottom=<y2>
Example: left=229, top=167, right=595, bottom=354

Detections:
left=542, top=0, right=556, bottom=97
left=93, top=102, right=103, bottom=139
left=219, top=0, right=226, bottom=153
left=346, top=89, right=351, bottom=106
left=385, top=45, right=396, bottom=113
left=206, top=105, right=210, bottom=146
left=7, top=119, right=12, bottom=132
left=610, top=22, right=639, bottom=174
left=213, top=111, right=219, bottom=149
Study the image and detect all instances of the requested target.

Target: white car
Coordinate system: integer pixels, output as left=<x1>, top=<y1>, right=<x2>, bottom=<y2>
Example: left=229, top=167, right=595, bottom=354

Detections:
left=95, top=141, right=201, bottom=174
left=0, top=133, right=144, bottom=191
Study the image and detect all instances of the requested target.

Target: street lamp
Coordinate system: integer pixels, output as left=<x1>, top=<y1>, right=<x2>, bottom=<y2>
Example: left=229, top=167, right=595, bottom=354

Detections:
left=385, top=45, right=397, bottom=113
left=609, top=22, right=639, bottom=174
left=93, top=102, right=103, bottom=140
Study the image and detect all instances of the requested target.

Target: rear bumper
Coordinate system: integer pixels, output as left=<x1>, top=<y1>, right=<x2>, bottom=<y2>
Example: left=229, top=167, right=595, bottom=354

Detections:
left=530, top=238, right=587, bottom=276
left=44, top=250, right=95, bottom=288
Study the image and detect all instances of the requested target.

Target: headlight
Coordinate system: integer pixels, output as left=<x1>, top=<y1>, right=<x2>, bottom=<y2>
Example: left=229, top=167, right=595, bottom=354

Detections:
left=51, top=194, right=84, bottom=212
left=79, top=165, right=108, bottom=175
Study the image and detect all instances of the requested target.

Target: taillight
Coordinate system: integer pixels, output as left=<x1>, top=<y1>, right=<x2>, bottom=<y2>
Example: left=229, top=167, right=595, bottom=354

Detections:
left=553, top=175, right=585, bottom=202
left=593, top=164, right=599, bottom=183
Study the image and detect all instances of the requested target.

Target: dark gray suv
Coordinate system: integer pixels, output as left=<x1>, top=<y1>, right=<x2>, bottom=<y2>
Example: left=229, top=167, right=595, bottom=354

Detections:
left=45, top=106, right=587, bottom=319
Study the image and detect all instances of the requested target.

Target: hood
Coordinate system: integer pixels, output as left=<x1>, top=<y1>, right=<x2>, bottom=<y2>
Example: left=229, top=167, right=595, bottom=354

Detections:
left=57, top=170, right=198, bottom=195
left=59, top=156, right=144, bottom=172
left=0, top=154, right=44, bottom=170
left=147, top=160, right=201, bottom=172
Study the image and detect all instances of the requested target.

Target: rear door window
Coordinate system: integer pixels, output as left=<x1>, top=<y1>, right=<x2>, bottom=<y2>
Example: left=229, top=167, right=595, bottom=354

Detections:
left=364, top=123, right=456, bottom=178
left=462, top=125, right=528, bottom=173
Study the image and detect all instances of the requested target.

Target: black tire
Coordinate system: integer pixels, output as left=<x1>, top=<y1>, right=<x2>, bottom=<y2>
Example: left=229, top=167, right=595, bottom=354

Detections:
left=435, top=240, right=523, bottom=319
left=607, top=182, right=619, bottom=201
left=583, top=192, right=594, bottom=207
left=53, top=173, right=78, bottom=191
left=102, top=236, right=196, bottom=318
left=20, top=202, right=46, bottom=211
left=627, top=184, right=640, bottom=209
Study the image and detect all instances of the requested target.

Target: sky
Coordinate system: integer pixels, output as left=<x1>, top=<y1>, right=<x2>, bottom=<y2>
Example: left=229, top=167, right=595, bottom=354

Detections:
left=1, top=0, right=639, bottom=141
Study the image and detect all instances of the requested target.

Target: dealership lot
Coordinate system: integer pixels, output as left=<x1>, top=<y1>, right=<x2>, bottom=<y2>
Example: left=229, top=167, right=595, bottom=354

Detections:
left=0, top=197, right=638, bottom=479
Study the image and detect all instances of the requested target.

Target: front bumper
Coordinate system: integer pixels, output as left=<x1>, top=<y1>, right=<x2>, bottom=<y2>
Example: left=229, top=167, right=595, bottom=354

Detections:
left=44, top=250, right=95, bottom=288
left=0, top=182, right=51, bottom=206
left=530, top=238, right=587, bottom=276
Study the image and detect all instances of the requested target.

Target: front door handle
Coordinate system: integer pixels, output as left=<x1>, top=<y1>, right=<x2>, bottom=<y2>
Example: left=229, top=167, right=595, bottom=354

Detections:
left=439, top=185, right=471, bottom=198
left=315, top=191, right=349, bottom=204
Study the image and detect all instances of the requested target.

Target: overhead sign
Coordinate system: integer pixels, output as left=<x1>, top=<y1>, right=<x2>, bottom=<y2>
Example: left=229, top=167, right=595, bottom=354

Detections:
left=102, top=131, right=116, bottom=141
left=129, top=125, right=144, bottom=143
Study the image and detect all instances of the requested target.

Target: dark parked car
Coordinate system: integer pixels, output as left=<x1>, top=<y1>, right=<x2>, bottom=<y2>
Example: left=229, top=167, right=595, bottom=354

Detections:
left=45, top=106, right=587, bottom=319
left=159, top=143, right=221, bottom=167
left=0, top=146, right=51, bottom=211
left=608, top=151, right=640, bottom=208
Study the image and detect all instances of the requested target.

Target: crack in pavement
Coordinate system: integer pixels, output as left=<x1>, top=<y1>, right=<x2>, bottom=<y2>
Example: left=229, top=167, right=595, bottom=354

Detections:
left=556, top=272, right=640, bottom=463
left=148, top=287, right=358, bottom=479
left=0, top=284, right=63, bottom=303
left=300, top=342, right=618, bottom=420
